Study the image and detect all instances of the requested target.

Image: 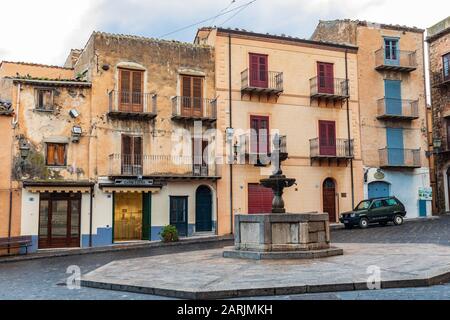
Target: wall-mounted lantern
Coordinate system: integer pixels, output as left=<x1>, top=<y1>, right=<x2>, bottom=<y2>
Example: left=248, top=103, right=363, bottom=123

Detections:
left=71, top=126, right=82, bottom=143
left=433, top=138, right=442, bottom=150
left=19, top=140, right=30, bottom=160
left=69, top=109, right=80, bottom=119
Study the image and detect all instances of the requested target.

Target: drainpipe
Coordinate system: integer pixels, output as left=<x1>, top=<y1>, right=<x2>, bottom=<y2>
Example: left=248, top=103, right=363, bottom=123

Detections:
left=228, top=33, right=234, bottom=235
left=89, top=185, right=94, bottom=247
left=12, top=83, right=21, bottom=128
left=345, top=49, right=355, bottom=209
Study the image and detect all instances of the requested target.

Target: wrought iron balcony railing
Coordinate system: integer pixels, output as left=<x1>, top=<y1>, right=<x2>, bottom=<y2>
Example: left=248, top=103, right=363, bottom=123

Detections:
left=379, top=148, right=421, bottom=168
left=377, top=98, right=419, bottom=120
left=374, top=48, right=417, bottom=72
left=310, top=138, right=354, bottom=159
left=108, top=154, right=217, bottom=177
left=241, top=69, right=283, bottom=95
left=108, top=91, right=157, bottom=119
left=171, top=96, right=217, bottom=121
left=432, top=70, right=450, bottom=88
left=310, top=77, right=349, bottom=100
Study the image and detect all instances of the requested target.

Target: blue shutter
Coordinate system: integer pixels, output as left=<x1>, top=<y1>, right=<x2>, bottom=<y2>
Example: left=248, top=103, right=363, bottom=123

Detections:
left=385, top=80, right=402, bottom=116
left=387, top=128, right=404, bottom=165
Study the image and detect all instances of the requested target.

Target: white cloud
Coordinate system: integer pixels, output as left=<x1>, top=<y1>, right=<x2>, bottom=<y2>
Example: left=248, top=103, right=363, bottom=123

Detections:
left=0, top=0, right=448, bottom=65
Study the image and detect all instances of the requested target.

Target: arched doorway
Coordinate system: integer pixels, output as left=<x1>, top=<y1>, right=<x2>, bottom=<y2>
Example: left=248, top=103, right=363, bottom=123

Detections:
left=368, top=181, right=390, bottom=199
left=323, top=178, right=337, bottom=223
left=196, top=186, right=213, bottom=232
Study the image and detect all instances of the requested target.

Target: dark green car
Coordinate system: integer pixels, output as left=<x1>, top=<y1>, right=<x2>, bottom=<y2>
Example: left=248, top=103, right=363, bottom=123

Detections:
left=339, top=197, right=407, bottom=229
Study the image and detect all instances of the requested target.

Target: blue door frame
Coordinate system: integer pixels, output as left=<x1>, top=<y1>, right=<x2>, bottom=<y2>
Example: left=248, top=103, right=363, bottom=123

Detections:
left=385, top=80, right=402, bottom=116
left=387, top=128, right=404, bottom=165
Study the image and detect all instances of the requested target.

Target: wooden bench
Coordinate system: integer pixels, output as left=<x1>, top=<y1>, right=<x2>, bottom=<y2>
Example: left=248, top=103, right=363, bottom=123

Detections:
left=0, top=236, right=33, bottom=255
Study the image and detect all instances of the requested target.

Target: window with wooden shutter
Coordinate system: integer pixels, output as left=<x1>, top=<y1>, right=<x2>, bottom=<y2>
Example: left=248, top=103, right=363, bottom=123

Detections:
left=46, top=143, right=66, bottom=166
left=119, top=68, right=144, bottom=112
left=121, top=135, right=143, bottom=175
left=36, top=89, right=54, bottom=111
left=181, top=75, right=204, bottom=117
left=249, top=53, right=268, bottom=88
left=318, top=121, right=336, bottom=156
left=250, top=115, right=270, bottom=154
left=317, top=62, right=334, bottom=94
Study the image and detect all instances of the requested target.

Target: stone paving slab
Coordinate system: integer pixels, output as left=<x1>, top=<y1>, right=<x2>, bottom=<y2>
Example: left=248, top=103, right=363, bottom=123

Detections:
left=81, top=243, right=450, bottom=299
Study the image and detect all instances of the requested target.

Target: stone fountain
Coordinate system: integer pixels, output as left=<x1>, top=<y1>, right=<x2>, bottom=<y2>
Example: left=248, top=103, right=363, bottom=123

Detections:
left=224, top=135, right=343, bottom=260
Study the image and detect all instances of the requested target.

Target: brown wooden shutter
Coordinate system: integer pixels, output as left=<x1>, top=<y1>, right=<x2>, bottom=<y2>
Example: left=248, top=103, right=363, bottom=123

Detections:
left=131, top=71, right=143, bottom=108
left=192, top=77, right=203, bottom=115
left=47, top=144, right=55, bottom=166
left=182, top=76, right=192, bottom=111
left=56, top=144, right=66, bottom=166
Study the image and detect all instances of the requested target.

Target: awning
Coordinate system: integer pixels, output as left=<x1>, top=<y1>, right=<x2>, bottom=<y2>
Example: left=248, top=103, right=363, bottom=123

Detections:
left=23, top=181, right=94, bottom=194
left=101, top=187, right=161, bottom=194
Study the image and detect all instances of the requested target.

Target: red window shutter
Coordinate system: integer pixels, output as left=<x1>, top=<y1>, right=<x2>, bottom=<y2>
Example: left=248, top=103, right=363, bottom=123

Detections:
left=249, top=54, right=268, bottom=88
left=250, top=54, right=259, bottom=86
left=259, top=55, right=268, bottom=86
left=317, top=62, right=334, bottom=94
left=250, top=115, right=270, bottom=154
left=319, top=121, right=336, bottom=156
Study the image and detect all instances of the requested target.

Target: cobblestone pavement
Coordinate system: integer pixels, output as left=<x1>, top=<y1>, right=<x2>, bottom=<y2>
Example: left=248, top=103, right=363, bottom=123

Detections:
left=1, top=216, right=450, bottom=300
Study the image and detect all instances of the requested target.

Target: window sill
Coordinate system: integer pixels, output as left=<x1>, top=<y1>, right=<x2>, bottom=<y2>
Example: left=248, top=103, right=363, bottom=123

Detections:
left=34, top=108, right=55, bottom=113
left=46, top=165, right=67, bottom=169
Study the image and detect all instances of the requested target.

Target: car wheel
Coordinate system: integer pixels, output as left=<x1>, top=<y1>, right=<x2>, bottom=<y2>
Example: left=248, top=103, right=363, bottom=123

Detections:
left=394, top=215, right=404, bottom=226
left=359, top=218, right=369, bottom=229
left=344, top=224, right=353, bottom=230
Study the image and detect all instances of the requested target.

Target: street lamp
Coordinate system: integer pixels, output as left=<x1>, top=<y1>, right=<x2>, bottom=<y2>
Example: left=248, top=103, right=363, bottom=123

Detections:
left=19, top=140, right=30, bottom=160
left=433, top=138, right=442, bottom=150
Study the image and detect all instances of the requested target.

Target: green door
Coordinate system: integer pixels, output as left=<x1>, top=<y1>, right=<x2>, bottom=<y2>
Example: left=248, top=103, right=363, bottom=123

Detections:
left=142, top=193, right=152, bottom=241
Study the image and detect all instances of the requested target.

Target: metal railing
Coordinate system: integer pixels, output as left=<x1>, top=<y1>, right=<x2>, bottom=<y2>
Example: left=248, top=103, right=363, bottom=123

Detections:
left=310, top=77, right=349, bottom=97
left=310, top=138, right=354, bottom=158
left=374, top=48, right=417, bottom=70
left=432, top=70, right=450, bottom=87
left=377, top=98, right=419, bottom=118
left=241, top=69, right=283, bottom=92
left=379, top=148, right=421, bottom=167
left=171, top=96, right=217, bottom=119
left=108, top=91, right=157, bottom=114
left=109, top=154, right=216, bottom=177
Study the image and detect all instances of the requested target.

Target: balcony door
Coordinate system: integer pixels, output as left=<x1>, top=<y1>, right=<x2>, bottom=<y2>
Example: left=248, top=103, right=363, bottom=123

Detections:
left=250, top=115, right=270, bottom=155
left=385, top=80, right=402, bottom=115
left=119, top=68, right=144, bottom=113
left=181, top=75, right=203, bottom=118
left=249, top=53, right=268, bottom=88
left=386, top=128, right=404, bottom=166
left=384, top=38, right=399, bottom=66
left=319, top=120, right=336, bottom=156
left=193, top=138, right=208, bottom=176
left=121, top=135, right=143, bottom=176
left=317, top=62, right=334, bottom=94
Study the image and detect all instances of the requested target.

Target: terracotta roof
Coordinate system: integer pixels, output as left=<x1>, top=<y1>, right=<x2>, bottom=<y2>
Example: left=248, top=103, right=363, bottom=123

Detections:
left=323, top=19, right=424, bottom=33
left=8, top=76, right=91, bottom=87
left=198, top=27, right=358, bottom=51
left=93, top=31, right=212, bottom=49
left=0, top=61, right=73, bottom=70
left=0, top=99, right=12, bottom=114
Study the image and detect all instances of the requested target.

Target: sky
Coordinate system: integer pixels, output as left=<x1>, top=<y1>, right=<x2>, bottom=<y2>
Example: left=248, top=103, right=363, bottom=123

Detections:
left=0, top=0, right=448, bottom=66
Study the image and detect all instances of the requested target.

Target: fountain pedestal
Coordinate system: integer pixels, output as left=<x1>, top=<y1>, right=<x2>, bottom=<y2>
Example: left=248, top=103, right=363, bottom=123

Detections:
left=223, top=213, right=343, bottom=260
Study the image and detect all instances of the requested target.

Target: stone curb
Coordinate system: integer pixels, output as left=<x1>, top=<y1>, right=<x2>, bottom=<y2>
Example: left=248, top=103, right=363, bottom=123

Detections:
left=0, top=235, right=234, bottom=264
left=80, top=270, right=450, bottom=300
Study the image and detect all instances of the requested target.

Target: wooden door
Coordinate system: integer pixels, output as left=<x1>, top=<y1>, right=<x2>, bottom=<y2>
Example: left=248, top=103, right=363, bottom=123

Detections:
left=119, top=68, right=143, bottom=112
left=195, top=186, right=213, bottom=232
left=181, top=75, right=203, bottom=117
left=323, top=179, right=337, bottom=223
left=250, top=115, right=270, bottom=155
left=319, top=121, right=336, bottom=156
left=38, top=193, right=81, bottom=249
left=248, top=184, right=273, bottom=214
left=249, top=53, right=268, bottom=88
left=317, top=62, right=334, bottom=94
left=121, top=135, right=143, bottom=175
left=170, top=196, right=188, bottom=237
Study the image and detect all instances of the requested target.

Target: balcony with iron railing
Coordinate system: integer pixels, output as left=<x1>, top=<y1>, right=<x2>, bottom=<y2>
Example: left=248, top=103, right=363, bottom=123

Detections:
left=237, top=134, right=287, bottom=166
left=241, top=69, right=284, bottom=96
left=310, top=138, right=354, bottom=165
left=171, top=96, right=217, bottom=123
left=310, top=77, right=349, bottom=101
left=108, top=154, right=219, bottom=179
left=432, top=70, right=450, bottom=88
left=108, top=91, right=157, bottom=120
left=379, top=148, right=421, bottom=168
left=374, top=49, right=417, bottom=72
left=377, top=98, right=419, bottom=120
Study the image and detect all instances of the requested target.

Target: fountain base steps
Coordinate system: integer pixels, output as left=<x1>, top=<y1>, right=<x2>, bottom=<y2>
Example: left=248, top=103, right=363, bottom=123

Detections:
left=224, top=213, right=343, bottom=260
